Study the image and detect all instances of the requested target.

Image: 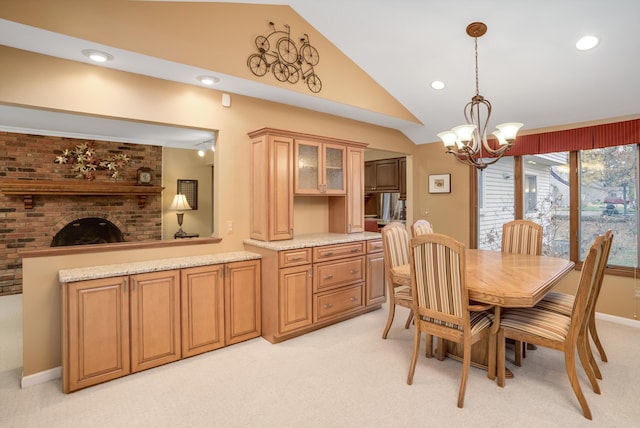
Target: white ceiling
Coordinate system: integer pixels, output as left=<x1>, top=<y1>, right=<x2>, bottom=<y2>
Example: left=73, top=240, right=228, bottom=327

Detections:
left=1, top=0, right=639, bottom=149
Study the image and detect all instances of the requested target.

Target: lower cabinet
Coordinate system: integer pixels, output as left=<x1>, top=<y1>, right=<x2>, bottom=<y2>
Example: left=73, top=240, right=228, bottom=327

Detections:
left=62, top=259, right=260, bottom=393
left=246, top=238, right=384, bottom=343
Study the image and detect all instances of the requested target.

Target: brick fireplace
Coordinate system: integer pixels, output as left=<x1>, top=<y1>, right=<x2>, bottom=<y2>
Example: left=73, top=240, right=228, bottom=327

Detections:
left=0, top=131, right=164, bottom=295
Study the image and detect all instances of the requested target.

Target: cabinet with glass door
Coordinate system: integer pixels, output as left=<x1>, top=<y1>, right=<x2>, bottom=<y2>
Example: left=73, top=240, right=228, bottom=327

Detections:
left=294, top=139, right=346, bottom=195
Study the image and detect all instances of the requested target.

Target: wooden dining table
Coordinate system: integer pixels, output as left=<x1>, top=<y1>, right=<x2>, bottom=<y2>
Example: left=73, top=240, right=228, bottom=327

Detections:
left=395, top=248, right=576, bottom=377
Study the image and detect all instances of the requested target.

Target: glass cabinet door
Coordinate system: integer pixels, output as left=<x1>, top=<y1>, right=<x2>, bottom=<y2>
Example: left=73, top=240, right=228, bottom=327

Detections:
left=323, top=144, right=345, bottom=194
left=295, top=140, right=321, bottom=194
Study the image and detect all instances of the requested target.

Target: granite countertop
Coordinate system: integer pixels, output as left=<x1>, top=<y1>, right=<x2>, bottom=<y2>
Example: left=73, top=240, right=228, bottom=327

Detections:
left=59, top=251, right=261, bottom=283
left=243, top=232, right=381, bottom=251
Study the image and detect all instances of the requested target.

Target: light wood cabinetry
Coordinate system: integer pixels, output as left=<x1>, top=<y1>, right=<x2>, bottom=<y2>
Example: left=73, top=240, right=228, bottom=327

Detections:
left=294, top=139, right=346, bottom=195
left=130, top=270, right=182, bottom=373
left=249, top=132, right=294, bottom=241
left=62, top=276, right=130, bottom=393
left=365, top=239, right=386, bottom=306
left=245, top=238, right=384, bottom=343
left=248, top=128, right=368, bottom=240
left=62, top=258, right=260, bottom=392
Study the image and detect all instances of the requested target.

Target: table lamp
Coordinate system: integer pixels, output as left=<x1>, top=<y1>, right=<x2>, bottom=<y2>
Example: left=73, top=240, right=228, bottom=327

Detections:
left=169, top=193, right=192, bottom=238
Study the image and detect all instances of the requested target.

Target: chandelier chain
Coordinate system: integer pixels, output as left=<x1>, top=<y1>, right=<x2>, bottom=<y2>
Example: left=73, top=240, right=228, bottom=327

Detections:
left=474, top=36, right=479, bottom=97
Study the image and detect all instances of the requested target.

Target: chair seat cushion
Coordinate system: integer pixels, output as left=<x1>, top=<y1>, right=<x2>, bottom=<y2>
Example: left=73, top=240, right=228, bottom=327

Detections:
left=501, top=307, right=571, bottom=341
left=391, top=264, right=411, bottom=286
left=393, top=284, right=412, bottom=302
left=421, top=310, right=493, bottom=334
left=536, top=291, right=574, bottom=316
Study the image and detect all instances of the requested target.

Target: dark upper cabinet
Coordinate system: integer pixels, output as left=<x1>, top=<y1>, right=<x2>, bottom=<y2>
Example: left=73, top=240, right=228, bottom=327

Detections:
left=365, top=157, right=405, bottom=193
left=399, top=158, right=406, bottom=200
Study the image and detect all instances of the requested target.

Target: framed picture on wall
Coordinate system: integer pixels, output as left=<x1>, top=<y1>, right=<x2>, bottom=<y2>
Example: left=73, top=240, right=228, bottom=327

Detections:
left=177, top=179, right=198, bottom=210
left=428, top=174, right=451, bottom=194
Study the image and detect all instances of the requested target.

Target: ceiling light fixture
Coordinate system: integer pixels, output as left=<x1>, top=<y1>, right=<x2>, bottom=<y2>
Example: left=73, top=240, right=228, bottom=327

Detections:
left=437, top=22, right=523, bottom=170
left=196, top=139, right=216, bottom=156
left=576, top=35, right=599, bottom=51
left=81, top=49, right=113, bottom=63
left=196, top=75, right=220, bottom=86
left=431, top=80, right=445, bottom=90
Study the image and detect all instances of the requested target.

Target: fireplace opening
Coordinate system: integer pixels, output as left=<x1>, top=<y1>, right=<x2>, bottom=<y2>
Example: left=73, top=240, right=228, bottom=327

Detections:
left=51, top=217, right=125, bottom=247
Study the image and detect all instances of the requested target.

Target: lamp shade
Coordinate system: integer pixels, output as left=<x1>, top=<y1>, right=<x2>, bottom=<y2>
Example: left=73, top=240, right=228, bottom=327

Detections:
left=495, top=122, right=523, bottom=142
left=169, top=194, right=192, bottom=211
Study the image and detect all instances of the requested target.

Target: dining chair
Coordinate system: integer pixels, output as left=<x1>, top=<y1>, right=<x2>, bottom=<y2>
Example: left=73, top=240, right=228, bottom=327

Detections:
left=407, top=233, right=495, bottom=408
left=501, top=219, right=543, bottom=256
left=410, top=219, right=433, bottom=238
left=381, top=222, right=413, bottom=339
left=496, top=235, right=605, bottom=420
left=536, top=230, right=613, bottom=383
left=501, top=219, right=543, bottom=361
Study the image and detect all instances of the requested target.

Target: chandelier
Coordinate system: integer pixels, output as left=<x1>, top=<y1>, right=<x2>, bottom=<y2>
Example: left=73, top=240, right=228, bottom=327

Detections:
left=437, top=22, right=523, bottom=170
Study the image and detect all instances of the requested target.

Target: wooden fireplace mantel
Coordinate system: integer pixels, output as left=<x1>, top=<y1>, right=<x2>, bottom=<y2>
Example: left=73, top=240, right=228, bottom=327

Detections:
left=0, top=179, right=164, bottom=209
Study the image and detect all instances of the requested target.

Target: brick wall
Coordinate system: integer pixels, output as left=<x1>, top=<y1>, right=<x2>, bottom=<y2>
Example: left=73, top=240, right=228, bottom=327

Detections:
left=0, top=132, right=163, bottom=295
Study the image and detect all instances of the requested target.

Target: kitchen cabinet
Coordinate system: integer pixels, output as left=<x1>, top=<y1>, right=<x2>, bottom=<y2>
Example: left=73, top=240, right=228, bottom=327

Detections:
left=399, top=158, right=407, bottom=200
left=245, top=237, right=384, bottom=344
left=365, top=239, right=386, bottom=306
left=62, top=258, right=260, bottom=392
left=249, top=132, right=294, bottom=241
left=248, top=128, right=368, bottom=240
left=294, top=139, right=346, bottom=195
left=364, top=157, right=406, bottom=193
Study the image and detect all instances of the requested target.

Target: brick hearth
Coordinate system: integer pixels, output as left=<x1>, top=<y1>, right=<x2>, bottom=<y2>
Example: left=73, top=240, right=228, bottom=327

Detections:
left=0, top=132, right=163, bottom=295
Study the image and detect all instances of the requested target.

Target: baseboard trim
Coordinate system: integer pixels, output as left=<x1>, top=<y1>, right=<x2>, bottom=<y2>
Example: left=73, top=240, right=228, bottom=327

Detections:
left=596, top=312, right=639, bottom=328
left=21, top=366, right=61, bottom=388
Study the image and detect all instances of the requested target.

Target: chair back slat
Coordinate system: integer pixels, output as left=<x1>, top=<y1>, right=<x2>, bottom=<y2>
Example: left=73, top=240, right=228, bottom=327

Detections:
left=411, top=234, right=466, bottom=329
left=502, top=220, right=543, bottom=255
left=411, top=219, right=434, bottom=238
left=383, top=223, right=409, bottom=268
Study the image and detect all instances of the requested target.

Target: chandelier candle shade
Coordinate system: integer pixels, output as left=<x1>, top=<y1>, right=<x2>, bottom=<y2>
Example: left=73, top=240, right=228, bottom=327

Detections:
left=169, top=194, right=192, bottom=238
left=437, top=22, right=523, bottom=170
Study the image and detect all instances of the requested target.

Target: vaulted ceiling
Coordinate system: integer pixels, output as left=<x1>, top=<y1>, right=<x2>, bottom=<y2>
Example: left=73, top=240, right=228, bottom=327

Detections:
left=1, top=0, right=639, bottom=148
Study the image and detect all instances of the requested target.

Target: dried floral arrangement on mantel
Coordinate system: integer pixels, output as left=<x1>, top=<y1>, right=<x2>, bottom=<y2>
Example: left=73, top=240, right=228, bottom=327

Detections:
left=55, top=142, right=130, bottom=180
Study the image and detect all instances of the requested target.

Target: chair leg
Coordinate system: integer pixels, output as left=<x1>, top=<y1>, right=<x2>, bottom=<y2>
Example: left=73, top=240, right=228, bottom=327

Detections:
left=425, top=333, right=433, bottom=358
left=514, top=340, right=522, bottom=367
left=577, top=328, right=601, bottom=394
left=436, top=337, right=446, bottom=361
left=407, top=326, right=421, bottom=385
left=584, top=329, right=603, bottom=380
left=565, top=346, right=593, bottom=420
left=457, top=340, right=471, bottom=408
left=487, top=332, right=497, bottom=381
left=404, top=310, right=414, bottom=329
left=589, top=314, right=608, bottom=363
left=497, top=329, right=506, bottom=388
left=382, top=300, right=396, bottom=339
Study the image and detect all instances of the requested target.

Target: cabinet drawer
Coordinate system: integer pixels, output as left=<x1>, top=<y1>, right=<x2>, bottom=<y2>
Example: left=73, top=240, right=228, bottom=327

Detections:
left=367, top=239, right=383, bottom=253
left=314, top=256, right=365, bottom=292
left=313, top=242, right=365, bottom=262
left=314, top=284, right=364, bottom=322
left=279, top=248, right=312, bottom=267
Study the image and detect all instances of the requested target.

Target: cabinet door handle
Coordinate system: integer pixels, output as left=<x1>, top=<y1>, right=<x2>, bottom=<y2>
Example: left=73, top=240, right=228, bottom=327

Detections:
left=324, top=303, right=333, bottom=309
left=350, top=269, right=359, bottom=274
left=291, top=256, right=302, bottom=261
left=309, top=269, right=313, bottom=278
left=324, top=274, right=334, bottom=280
left=123, top=278, right=128, bottom=293
left=350, top=248, right=359, bottom=253
left=131, top=279, right=136, bottom=292
left=350, top=296, right=358, bottom=302
left=323, top=251, right=334, bottom=257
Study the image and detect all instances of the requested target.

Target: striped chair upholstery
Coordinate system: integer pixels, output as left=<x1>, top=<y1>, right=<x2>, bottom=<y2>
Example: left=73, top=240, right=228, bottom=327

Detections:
left=501, top=220, right=543, bottom=256
left=496, top=235, right=605, bottom=420
left=411, top=219, right=434, bottom=238
left=381, top=222, right=413, bottom=339
left=536, top=230, right=613, bottom=382
left=407, top=233, right=495, bottom=409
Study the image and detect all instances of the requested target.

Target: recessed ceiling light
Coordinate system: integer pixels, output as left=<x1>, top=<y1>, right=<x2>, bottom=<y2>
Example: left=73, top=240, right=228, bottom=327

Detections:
left=197, top=75, right=220, bottom=86
left=576, top=35, right=599, bottom=51
left=431, top=80, right=446, bottom=90
left=81, top=49, right=113, bottom=63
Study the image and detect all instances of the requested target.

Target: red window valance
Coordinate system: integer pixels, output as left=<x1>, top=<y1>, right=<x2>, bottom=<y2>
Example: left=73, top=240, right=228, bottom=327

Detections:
left=504, top=118, right=639, bottom=156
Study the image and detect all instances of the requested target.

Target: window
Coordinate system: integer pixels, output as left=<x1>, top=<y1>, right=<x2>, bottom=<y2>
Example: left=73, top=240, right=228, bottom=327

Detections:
left=475, top=143, right=638, bottom=272
left=579, top=145, right=638, bottom=267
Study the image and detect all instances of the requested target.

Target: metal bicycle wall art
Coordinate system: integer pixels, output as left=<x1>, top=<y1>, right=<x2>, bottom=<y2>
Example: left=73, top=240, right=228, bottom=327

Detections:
left=247, top=21, right=322, bottom=93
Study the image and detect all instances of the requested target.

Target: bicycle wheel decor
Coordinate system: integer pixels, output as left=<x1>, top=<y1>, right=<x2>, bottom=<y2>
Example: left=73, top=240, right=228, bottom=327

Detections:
left=247, top=22, right=322, bottom=93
